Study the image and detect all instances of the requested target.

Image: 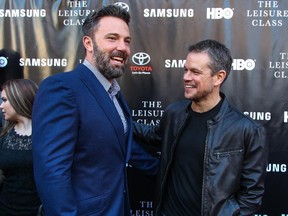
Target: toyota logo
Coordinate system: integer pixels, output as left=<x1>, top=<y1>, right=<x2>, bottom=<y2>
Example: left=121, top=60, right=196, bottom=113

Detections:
left=132, top=52, right=151, bottom=66
left=114, top=2, right=129, bottom=12
left=0, top=56, right=8, bottom=68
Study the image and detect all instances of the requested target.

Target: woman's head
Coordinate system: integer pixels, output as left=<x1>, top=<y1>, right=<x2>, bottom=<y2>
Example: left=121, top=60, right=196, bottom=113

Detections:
left=0, top=79, right=38, bottom=135
left=1, top=79, right=38, bottom=119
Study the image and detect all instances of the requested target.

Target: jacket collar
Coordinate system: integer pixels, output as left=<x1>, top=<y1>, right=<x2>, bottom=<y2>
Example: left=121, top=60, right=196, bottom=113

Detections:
left=184, top=92, right=229, bottom=125
left=76, top=64, right=130, bottom=157
left=209, top=92, right=229, bottom=124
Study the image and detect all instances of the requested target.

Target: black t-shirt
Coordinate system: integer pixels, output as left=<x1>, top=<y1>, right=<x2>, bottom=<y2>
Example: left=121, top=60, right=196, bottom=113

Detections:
left=162, top=100, right=222, bottom=216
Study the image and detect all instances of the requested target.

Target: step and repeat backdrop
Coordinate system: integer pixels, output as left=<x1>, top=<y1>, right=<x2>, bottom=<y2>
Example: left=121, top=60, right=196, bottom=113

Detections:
left=1, top=0, right=288, bottom=215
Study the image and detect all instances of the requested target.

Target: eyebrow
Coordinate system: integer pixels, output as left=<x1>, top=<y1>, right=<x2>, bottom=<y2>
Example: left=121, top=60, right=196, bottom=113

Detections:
left=106, top=33, right=131, bottom=40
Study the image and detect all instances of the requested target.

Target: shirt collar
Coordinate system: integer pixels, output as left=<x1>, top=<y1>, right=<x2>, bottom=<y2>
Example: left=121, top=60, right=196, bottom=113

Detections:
left=83, top=59, right=113, bottom=93
left=109, top=79, right=120, bottom=96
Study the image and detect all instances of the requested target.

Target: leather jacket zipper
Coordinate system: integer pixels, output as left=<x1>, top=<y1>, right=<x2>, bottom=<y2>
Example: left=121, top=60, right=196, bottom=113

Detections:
left=214, top=149, right=244, bottom=159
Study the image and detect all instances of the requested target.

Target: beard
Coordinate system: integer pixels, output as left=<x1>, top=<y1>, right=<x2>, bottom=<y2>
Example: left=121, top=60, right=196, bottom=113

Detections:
left=92, top=40, right=128, bottom=80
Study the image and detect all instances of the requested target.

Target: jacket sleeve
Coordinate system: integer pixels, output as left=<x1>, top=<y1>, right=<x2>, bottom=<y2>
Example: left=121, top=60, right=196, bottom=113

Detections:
left=133, top=121, right=162, bottom=146
left=129, top=140, right=159, bottom=176
left=32, top=76, right=78, bottom=215
left=130, top=122, right=162, bottom=175
left=236, top=124, right=269, bottom=215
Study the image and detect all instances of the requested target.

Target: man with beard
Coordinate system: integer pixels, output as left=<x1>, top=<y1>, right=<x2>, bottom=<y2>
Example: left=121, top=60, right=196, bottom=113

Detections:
left=133, top=39, right=269, bottom=216
left=32, top=5, right=158, bottom=216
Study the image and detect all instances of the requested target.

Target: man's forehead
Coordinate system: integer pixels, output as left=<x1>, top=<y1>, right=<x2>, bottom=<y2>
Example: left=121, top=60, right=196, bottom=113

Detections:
left=96, top=16, right=130, bottom=35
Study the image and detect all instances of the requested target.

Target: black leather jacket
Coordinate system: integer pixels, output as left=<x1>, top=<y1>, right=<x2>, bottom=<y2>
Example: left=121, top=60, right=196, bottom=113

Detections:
left=134, top=94, right=269, bottom=216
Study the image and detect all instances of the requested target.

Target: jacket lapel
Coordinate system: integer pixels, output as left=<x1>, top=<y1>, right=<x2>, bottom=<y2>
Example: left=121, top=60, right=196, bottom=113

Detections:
left=77, top=64, right=127, bottom=156
left=117, top=92, right=133, bottom=161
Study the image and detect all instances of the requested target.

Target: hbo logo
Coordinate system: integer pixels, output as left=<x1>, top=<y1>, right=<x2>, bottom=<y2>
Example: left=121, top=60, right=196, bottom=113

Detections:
left=232, top=59, right=255, bottom=71
left=207, top=8, right=234, bottom=19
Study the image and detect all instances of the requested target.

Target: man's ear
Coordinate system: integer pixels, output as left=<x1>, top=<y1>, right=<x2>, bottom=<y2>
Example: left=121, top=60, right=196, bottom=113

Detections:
left=83, top=36, right=93, bottom=52
left=215, top=70, right=227, bottom=86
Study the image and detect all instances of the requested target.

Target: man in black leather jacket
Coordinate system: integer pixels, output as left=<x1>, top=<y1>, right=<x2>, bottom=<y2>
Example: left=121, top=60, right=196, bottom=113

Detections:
left=134, top=39, right=269, bottom=216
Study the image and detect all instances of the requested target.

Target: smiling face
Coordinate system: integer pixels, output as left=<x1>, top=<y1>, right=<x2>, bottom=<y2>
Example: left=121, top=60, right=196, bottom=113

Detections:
left=183, top=51, right=220, bottom=103
left=89, top=16, right=131, bottom=80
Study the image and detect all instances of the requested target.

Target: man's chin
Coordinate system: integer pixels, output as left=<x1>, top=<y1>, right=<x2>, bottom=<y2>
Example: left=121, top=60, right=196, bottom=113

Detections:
left=113, top=71, right=125, bottom=79
left=103, top=70, right=125, bottom=80
left=184, top=94, right=198, bottom=101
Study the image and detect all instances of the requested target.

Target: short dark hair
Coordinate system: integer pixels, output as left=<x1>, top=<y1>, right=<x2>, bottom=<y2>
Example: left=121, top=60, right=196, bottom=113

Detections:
left=188, top=39, right=233, bottom=81
left=82, top=5, right=130, bottom=38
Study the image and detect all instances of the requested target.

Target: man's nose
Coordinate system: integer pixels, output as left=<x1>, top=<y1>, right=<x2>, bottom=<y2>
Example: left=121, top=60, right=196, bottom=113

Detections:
left=116, top=40, right=130, bottom=53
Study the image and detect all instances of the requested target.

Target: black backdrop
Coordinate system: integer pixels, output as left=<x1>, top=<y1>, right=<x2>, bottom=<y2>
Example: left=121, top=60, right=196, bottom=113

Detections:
left=1, top=1, right=288, bottom=215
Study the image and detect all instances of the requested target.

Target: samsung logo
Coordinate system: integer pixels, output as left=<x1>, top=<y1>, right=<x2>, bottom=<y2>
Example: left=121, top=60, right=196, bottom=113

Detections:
left=266, top=163, right=286, bottom=173
left=144, top=8, right=194, bottom=18
left=165, top=59, right=186, bottom=68
left=19, top=58, right=67, bottom=67
left=0, top=9, right=46, bottom=17
left=243, top=111, right=271, bottom=121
